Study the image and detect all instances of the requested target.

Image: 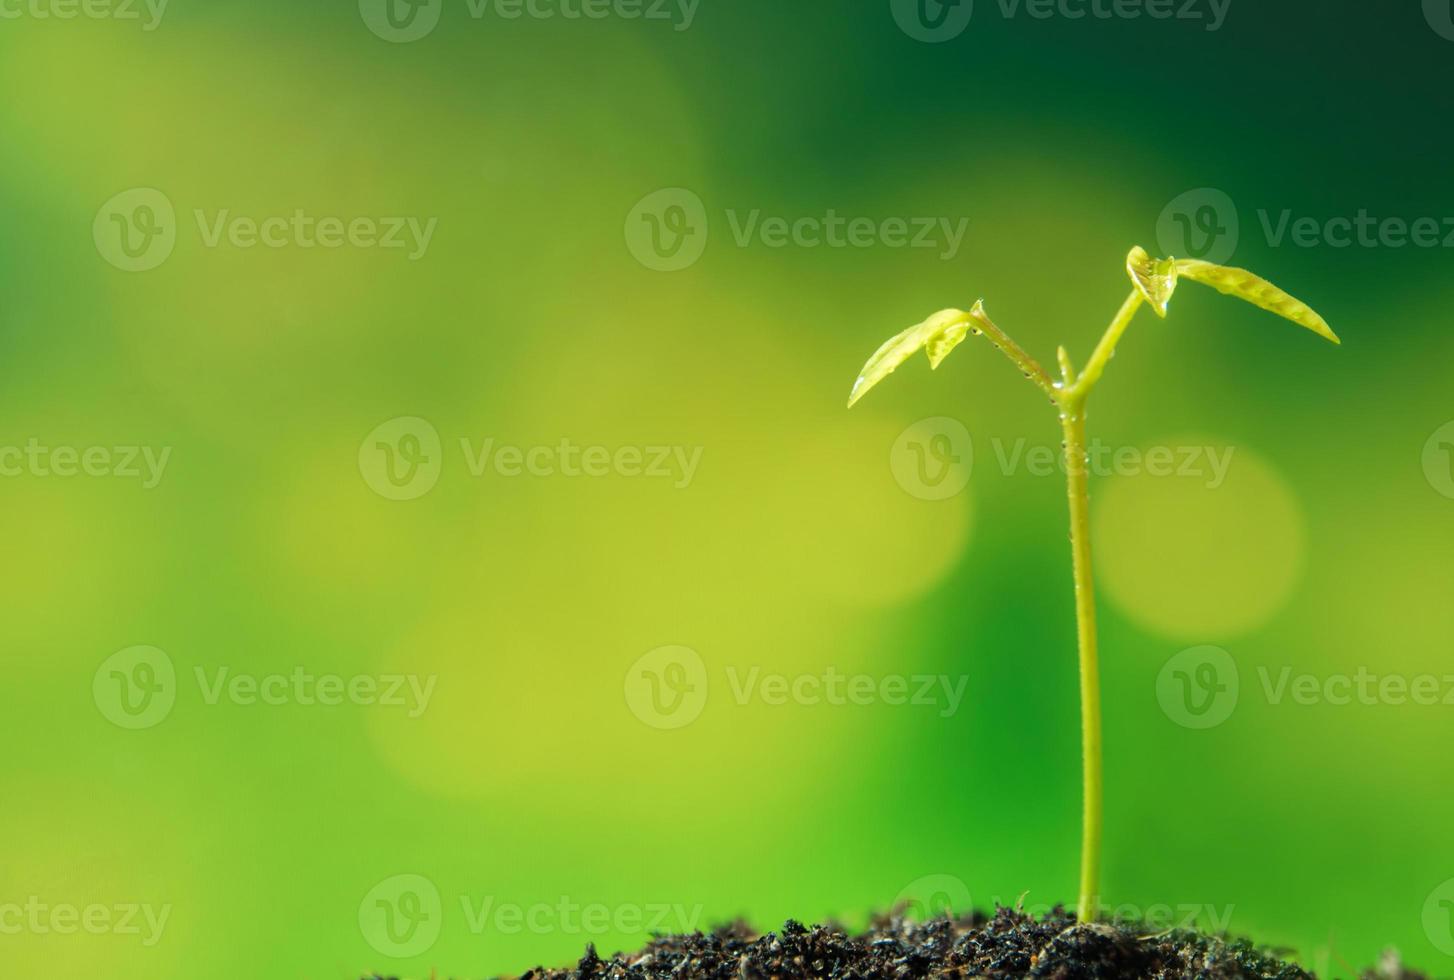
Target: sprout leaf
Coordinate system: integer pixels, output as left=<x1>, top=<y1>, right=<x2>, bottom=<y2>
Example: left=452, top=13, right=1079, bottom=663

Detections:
left=1175, top=258, right=1340, bottom=344
left=847, top=307, right=975, bottom=407
left=1125, top=246, right=1179, bottom=318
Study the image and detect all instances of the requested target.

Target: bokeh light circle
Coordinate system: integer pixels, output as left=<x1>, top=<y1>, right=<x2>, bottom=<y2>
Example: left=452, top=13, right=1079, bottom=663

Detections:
left=1093, top=438, right=1305, bottom=640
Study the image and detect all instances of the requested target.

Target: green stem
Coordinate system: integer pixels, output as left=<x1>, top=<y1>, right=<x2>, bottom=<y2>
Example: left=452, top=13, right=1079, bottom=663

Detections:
left=1071, top=290, right=1143, bottom=399
left=1061, top=405, right=1102, bottom=923
left=967, top=303, right=1058, bottom=398
left=1056, top=345, right=1076, bottom=386
left=966, top=291, right=1148, bottom=923
left=1058, top=287, right=1148, bottom=921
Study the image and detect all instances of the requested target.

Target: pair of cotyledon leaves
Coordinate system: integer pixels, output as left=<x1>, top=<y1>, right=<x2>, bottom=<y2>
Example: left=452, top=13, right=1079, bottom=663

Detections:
left=846, top=247, right=1339, bottom=408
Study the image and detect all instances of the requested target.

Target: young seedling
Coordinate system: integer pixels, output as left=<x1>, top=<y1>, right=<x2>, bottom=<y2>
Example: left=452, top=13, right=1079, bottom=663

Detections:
left=847, top=246, right=1338, bottom=923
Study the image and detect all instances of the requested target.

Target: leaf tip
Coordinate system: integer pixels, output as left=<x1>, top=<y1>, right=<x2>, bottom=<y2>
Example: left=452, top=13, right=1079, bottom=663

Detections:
left=1176, top=258, right=1341, bottom=346
left=846, top=307, right=977, bottom=410
left=1308, top=312, right=1341, bottom=345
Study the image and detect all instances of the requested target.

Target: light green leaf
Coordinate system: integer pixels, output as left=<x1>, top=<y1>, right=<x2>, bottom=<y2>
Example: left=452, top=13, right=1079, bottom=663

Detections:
left=1175, top=259, right=1340, bottom=344
left=925, top=315, right=972, bottom=368
left=1125, top=246, right=1179, bottom=318
left=847, top=307, right=975, bottom=407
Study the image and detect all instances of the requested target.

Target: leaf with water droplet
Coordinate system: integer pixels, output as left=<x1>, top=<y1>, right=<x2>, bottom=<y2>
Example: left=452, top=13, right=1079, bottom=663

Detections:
left=1125, top=246, right=1179, bottom=318
left=925, top=316, right=972, bottom=369
left=847, top=308, right=976, bottom=407
left=1174, top=259, right=1339, bottom=344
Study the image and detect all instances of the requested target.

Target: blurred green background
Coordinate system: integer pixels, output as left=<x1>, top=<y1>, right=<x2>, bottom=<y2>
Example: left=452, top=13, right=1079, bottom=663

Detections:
left=2, top=1, right=1453, bottom=977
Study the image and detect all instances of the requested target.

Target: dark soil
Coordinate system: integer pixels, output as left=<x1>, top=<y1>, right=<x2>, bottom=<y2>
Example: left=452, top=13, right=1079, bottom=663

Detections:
left=490, top=907, right=1432, bottom=980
